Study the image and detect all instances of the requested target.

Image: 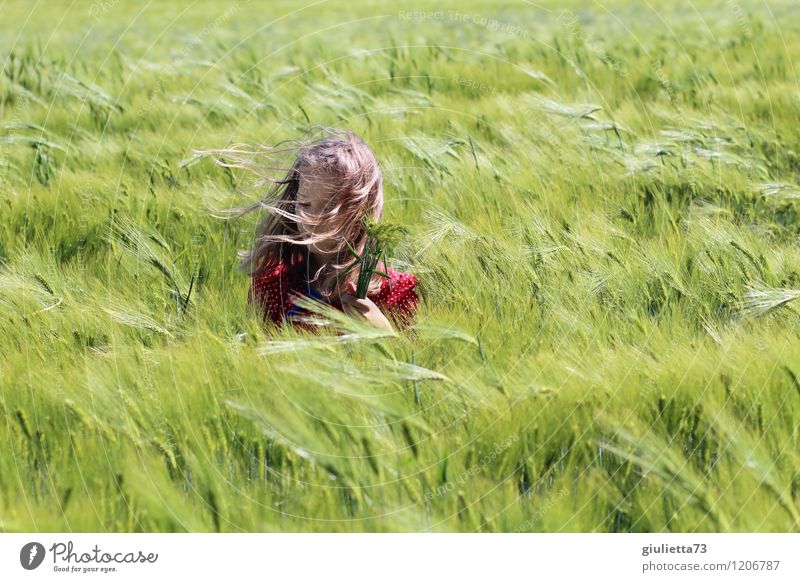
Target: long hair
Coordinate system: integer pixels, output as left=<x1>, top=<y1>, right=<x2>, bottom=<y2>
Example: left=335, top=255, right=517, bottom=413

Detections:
left=208, top=128, right=385, bottom=300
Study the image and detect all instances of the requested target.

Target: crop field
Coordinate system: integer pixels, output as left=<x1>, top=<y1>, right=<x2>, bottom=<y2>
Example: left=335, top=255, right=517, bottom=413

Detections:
left=1, top=0, right=800, bottom=532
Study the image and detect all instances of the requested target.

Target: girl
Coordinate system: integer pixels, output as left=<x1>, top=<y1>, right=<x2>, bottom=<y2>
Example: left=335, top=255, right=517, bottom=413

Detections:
left=217, top=129, right=419, bottom=331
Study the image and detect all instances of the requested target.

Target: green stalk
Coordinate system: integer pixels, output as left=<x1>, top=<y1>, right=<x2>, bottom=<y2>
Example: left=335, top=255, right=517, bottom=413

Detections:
left=340, top=219, right=408, bottom=299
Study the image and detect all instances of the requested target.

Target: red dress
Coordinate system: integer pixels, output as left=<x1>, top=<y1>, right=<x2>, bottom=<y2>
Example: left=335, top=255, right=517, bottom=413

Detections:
left=248, top=256, right=419, bottom=329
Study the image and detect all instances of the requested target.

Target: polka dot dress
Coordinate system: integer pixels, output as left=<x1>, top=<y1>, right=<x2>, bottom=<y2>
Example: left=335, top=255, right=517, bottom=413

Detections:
left=248, top=259, right=419, bottom=329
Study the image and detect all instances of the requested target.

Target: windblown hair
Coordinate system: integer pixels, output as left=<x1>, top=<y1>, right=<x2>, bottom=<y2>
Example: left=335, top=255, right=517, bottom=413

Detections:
left=209, top=128, right=385, bottom=300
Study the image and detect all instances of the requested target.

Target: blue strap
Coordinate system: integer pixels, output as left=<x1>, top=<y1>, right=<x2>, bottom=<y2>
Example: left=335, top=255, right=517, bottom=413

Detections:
left=285, top=282, right=329, bottom=322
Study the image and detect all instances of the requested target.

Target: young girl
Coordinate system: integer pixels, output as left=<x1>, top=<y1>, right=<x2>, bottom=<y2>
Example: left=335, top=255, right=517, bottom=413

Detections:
left=218, top=129, right=419, bottom=331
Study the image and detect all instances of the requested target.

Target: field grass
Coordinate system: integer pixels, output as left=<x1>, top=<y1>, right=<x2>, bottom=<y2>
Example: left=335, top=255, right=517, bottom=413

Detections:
left=2, top=0, right=800, bottom=532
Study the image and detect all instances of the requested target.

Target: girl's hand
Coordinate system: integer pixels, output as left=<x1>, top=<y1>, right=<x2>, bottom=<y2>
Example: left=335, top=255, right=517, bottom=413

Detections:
left=341, top=282, right=393, bottom=331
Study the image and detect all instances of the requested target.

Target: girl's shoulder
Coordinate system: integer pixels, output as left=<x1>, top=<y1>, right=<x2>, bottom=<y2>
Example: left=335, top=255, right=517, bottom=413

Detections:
left=380, top=266, right=418, bottom=290
left=370, top=265, right=420, bottom=315
left=251, top=261, right=293, bottom=291
left=251, top=253, right=308, bottom=286
left=248, top=260, right=301, bottom=326
left=249, top=260, right=301, bottom=309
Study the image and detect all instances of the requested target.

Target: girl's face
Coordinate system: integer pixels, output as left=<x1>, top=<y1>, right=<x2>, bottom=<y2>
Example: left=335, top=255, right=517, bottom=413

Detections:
left=296, top=167, right=339, bottom=255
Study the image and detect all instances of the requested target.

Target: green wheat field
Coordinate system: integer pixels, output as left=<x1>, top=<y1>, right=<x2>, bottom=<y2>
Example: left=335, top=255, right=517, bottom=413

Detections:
left=2, top=0, right=800, bottom=532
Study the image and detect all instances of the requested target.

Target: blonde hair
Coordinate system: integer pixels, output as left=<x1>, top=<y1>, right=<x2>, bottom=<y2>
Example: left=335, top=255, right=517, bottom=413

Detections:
left=211, top=128, right=385, bottom=300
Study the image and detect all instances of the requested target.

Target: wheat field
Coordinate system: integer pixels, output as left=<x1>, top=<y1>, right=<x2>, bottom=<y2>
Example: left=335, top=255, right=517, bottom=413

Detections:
left=1, top=0, right=800, bottom=532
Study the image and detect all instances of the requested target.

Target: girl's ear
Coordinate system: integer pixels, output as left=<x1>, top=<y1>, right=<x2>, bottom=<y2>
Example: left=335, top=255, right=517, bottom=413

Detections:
left=346, top=281, right=357, bottom=295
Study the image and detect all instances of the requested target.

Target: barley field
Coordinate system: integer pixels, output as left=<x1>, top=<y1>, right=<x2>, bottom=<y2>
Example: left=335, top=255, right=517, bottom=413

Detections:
left=2, top=0, right=800, bottom=532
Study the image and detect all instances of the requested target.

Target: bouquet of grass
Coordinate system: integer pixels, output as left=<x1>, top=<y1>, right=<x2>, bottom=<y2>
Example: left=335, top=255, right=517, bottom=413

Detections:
left=340, top=217, right=408, bottom=299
